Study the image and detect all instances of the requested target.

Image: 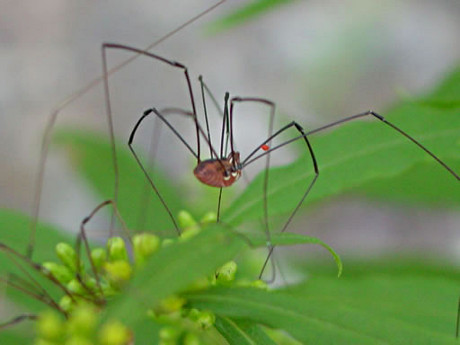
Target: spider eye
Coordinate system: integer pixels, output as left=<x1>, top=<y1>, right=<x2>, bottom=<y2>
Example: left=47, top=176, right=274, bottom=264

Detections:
left=223, top=174, right=231, bottom=181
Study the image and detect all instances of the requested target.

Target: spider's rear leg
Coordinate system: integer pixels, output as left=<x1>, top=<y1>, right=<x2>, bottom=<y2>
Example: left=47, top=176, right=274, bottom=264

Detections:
left=242, top=121, right=319, bottom=282
left=0, top=314, right=38, bottom=331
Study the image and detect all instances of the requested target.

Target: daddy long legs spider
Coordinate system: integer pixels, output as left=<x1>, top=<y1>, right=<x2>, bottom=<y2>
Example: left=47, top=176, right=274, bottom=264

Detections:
left=1, top=0, right=459, bottom=340
left=112, top=41, right=459, bottom=280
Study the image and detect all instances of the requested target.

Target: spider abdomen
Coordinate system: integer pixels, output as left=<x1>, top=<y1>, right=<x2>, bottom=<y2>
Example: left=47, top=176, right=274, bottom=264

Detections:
left=193, top=159, right=240, bottom=187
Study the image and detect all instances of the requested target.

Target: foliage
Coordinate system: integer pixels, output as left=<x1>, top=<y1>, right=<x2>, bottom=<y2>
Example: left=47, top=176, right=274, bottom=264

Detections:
left=1, top=15, right=459, bottom=345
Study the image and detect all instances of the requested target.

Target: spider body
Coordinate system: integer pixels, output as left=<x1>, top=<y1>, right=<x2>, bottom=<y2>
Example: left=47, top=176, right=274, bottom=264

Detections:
left=194, top=152, right=241, bottom=188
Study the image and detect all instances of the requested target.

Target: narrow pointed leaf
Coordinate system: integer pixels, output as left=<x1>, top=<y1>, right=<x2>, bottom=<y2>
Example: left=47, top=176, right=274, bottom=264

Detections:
left=214, top=316, right=276, bottom=345
left=103, top=224, right=246, bottom=329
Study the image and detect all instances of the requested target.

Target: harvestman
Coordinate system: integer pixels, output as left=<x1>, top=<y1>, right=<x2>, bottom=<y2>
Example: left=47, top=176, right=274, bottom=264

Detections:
left=117, top=44, right=459, bottom=279
left=1, top=0, right=459, bottom=332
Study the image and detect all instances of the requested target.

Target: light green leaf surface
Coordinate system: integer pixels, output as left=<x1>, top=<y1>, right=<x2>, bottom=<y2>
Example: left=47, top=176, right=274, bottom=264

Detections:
left=54, top=129, right=186, bottom=235
left=223, top=97, right=460, bottom=226
left=0, top=209, right=72, bottom=343
left=214, top=316, right=277, bottom=345
left=187, top=274, right=459, bottom=344
left=103, top=224, right=246, bottom=330
left=248, top=232, right=342, bottom=276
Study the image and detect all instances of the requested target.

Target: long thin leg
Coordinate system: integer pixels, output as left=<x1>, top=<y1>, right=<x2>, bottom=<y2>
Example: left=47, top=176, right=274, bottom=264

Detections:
left=137, top=116, right=162, bottom=230
left=243, top=111, right=459, bottom=181
left=28, top=0, right=225, bottom=259
left=103, top=43, right=201, bottom=160
left=0, top=314, right=38, bottom=330
left=229, top=97, right=278, bottom=281
left=129, top=107, right=227, bottom=232
left=128, top=109, right=183, bottom=235
left=198, top=76, right=227, bottom=220
left=76, top=200, right=129, bottom=298
left=0, top=276, right=58, bottom=311
left=244, top=121, right=318, bottom=281
left=0, top=244, right=84, bottom=304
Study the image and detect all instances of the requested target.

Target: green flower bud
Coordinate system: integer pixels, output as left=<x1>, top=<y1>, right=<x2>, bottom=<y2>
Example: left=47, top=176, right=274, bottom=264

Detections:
left=177, top=210, right=198, bottom=231
left=59, top=295, right=74, bottom=313
left=101, top=282, right=118, bottom=297
left=104, top=260, right=132, bottom=286
left=250, top=279, right=268, bottom=290
left=99, top=320, right=130, bottom=345
left=42, top=262, right=73, bottom=283
left=200, top=212, right=217, bottom=224
left=183, top=332, right=201, bottom=345
left=159, top=326, right=180, bottom=341
left=179, top=227, right=200, bottom=241
left=107, top=237, right=129, bottom=262
left=133, top=233, right=160, bottom=267
left=157, top=295, right=186, bottom=314
left=195, top=310, right=215, bottom=330
left=67, top=279, right=84, bottom=295
left=67, top=304, right=98, bottom=336
left=56, top=242, right=78, bottom=272
left=187, top=308, right=200, bottom=321
left=37, top=310, right=63, bottom=341
left=215, top=261, right=237, bottom=284
left=91, top=248, right=107, bottom=271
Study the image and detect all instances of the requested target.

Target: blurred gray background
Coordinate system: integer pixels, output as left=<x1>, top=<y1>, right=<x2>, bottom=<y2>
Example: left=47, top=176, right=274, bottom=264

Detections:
left=0, top=0, right=459, bottom=263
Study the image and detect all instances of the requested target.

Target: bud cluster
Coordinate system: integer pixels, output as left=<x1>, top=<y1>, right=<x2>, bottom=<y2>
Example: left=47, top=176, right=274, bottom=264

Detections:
left=34, top=211, right=269, bottom=344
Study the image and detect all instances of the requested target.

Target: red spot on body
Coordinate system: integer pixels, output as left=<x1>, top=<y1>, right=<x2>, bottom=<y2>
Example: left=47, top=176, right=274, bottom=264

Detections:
left=261, top=144, right=270, bottom=151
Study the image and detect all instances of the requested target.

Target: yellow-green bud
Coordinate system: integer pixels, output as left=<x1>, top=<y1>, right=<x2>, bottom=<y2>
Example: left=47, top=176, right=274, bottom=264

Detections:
left=159, top=326, right=180, bottom=341
left=101, top=282, right=118, bottom=297
left=133, top=233, right=160, bottom=267
left=200, top=212, right=217, bottom=224
left=215, top=261, right=237, bottom=284
left=67, top=279, right=84, bottom=295
left=91, top=248, right=107, bottom=271
left=179, top=227, right=201, bottom=241
left=37, top=311, right=63, bottom=341
left=56, top=242, right=78, bottom=272
left=42, top=262, right=73, bottom=283
left=59, top=295, right=74, bottom=313
left=195, top=310, right=215, bottom=330
left=250, top=279, right=268, bottom=290
left=183, top=332, right=201, bottom=345
left=107, top=237, right=129, bottom=262
left=104, top=260, right=132, bottom=286
left=67, top=304, right=97, bottom=336
left=99, top=320, right=130, bottom=345
left=177, top=210, right=198, bottom=231
left=157, top=295, right=186, bottom=314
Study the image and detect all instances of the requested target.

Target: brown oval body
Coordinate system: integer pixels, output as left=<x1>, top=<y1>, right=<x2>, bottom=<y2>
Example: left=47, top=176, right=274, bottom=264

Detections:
left=193, top=154, right=241, bottom=188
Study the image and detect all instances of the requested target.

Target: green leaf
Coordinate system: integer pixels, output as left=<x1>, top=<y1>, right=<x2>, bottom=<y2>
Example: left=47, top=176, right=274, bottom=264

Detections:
left=103, top=224, right=246, bottom=330
left=54, top=129, right=186, bottom=234
left=207, top=0, right=296, bottom=33
left=0, top=209, right=72, bottom=342
left=214, top=316, right=277, bottom=345
left=423, top=65, right=460, bottom=106
left=187, top=276, right=459, bottom=344
left=223, top=100, right=460, bottom=226
left=247, top=232, right=342, bottom=276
